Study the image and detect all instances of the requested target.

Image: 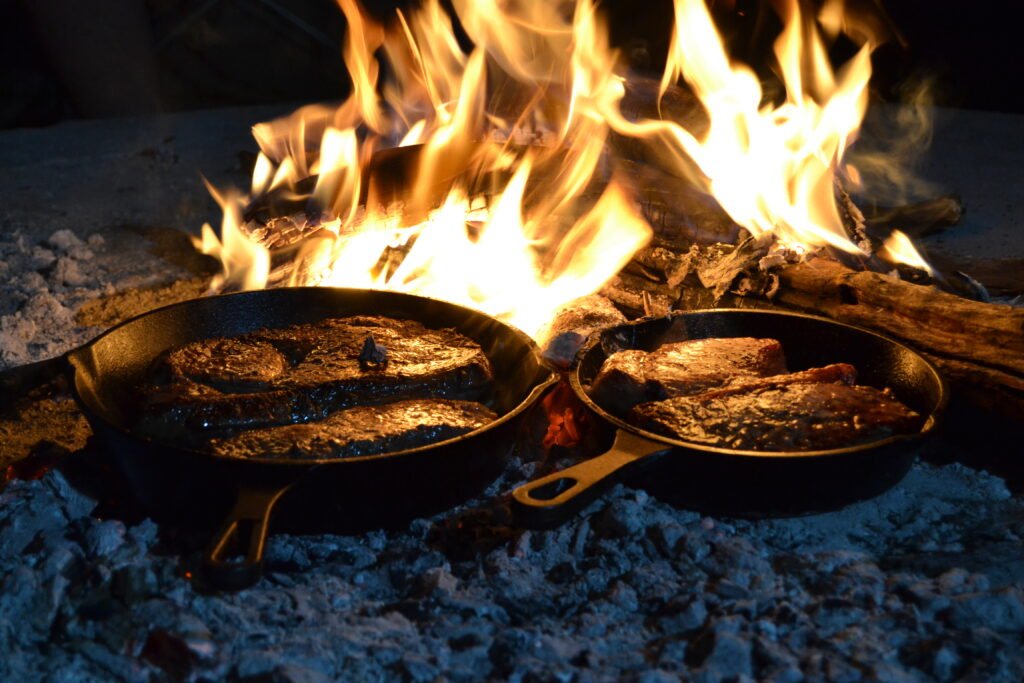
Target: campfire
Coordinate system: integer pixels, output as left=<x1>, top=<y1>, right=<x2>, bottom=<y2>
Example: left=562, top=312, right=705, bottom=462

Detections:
left=195, top=0, right=925, bottom=330
left=189, top=0, right=1024, bottom=420
left=3, top=0, right=1024, bottom=680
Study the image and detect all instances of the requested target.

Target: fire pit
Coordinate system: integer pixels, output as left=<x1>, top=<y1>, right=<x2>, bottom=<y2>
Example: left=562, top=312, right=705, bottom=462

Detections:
left=2, top=0, right=1024, bottom=679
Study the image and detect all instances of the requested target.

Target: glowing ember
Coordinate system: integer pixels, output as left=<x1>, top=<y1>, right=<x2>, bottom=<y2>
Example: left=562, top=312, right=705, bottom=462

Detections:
left=195, top=0, right=933, bottom=339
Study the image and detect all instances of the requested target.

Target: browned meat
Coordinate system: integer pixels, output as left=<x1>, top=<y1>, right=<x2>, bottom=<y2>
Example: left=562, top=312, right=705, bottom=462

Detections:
left=208, top=399, right=497, bottom=460
left=631, top=382, right=922, bottom=451
left=700, top=363, right=857, bottom=398
left=138, top=316, right=494, bottom=438
left=165, top=338, right=287, bottom=392
left=589, top=337, right=787, bottom=415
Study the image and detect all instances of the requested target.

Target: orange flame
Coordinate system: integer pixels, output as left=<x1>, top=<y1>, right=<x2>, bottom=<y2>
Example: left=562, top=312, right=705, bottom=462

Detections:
left=880, top=229, right=935, bottom=275
left=610, top=0, right=877, bottom=253
left=197, top=0, right=928, bottom=339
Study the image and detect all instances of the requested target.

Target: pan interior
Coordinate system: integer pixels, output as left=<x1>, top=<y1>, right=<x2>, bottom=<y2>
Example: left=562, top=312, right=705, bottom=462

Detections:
left=576, top=310, right=945, bottom=454
left=71, top=288, right=550, bottom=450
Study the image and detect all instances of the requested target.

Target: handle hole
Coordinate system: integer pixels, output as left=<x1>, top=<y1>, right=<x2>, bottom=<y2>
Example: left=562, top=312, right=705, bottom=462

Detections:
left=529, top=477, right=578, bottom=501
left=211, top=520, right=256, bottom=566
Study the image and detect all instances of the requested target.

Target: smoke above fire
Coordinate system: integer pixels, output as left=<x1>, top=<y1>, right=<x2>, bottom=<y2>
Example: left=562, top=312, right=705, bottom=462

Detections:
left=195, top=0, right=932, bottom=340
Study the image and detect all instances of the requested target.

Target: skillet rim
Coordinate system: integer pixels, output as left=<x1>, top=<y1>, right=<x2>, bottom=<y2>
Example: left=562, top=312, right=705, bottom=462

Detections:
left=67, top=287, right=558, bottom=467
left=569, top=307, right=948, bottom=460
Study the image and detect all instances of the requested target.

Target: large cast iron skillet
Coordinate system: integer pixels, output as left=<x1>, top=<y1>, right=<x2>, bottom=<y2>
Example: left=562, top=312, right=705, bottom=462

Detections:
left=512, top=309, right=947, bottom=526
left=14, top=288, right=555, bottom=587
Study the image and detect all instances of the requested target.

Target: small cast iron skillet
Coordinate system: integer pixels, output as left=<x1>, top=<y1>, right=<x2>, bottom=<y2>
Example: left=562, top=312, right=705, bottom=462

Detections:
left=5, top=288, right=555, bottom=588
left=511, top=309, right=947, bottom=526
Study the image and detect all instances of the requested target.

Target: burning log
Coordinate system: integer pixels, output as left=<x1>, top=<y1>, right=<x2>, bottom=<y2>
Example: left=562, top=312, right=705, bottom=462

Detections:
left=862, top=195, right=966, bottom=239
left=616, top=158, right=745, bottom=247
left=539, top=295, right=626, bottom=369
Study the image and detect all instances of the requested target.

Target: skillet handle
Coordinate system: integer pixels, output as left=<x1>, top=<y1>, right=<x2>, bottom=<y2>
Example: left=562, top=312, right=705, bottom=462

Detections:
left=0, top=355, right=69, bottom=411
left=203, top=483, right=293, bottom=590
left=511, top=430, right=667, bottom=528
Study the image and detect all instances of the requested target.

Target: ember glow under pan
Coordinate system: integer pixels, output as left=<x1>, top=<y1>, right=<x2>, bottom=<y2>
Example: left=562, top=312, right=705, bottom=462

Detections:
left=60, top=288, right=555, bottom=587
left=512, top=309, right=947, bottom=526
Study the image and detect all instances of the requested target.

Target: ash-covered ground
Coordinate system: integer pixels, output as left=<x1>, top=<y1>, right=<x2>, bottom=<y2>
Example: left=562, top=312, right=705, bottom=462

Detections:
left=2, top=453, right=1023, bottom=682
left=2, top=107, right=1024, bottom=681
left=0, top=227, right=1022, bottom=683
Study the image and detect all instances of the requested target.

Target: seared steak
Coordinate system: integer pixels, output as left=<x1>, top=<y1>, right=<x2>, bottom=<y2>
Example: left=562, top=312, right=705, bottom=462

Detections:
left=697, top=363, right=857, bottom=398
left=589, top=337, right=787, bottom=415
left=631, top=382, right=922, bottom=451
left=209, top=399, right=497, bottom=460
left=164, top=338, right=287, bottom=392
left=138, top=316, right=494, bottom=438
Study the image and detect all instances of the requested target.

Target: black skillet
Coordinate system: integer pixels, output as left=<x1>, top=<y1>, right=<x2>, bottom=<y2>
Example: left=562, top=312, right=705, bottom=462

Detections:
left=511, top=309, right=947, bottom=526
left=6, top=287, right=555, bottom=588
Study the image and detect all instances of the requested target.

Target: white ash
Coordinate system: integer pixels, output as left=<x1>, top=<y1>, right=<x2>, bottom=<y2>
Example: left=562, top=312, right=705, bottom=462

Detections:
left=0, top=228, right=191, bottom=369
left=1, top=457, right=1022, bottom=682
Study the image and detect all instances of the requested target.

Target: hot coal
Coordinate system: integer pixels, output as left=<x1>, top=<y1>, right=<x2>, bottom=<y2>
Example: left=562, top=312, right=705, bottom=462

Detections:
left=138, top=316, right=494, bottom=439
left=589, top=336, right=787, bottom=415
left=209, top=398, right=496, bottom=460
left=633, top=381, right=922, bottom=450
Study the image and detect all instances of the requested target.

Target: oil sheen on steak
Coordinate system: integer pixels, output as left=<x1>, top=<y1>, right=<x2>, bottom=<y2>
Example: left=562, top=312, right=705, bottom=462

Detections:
left=631, top=382, right=922, bottom=451
left=208, top=399, right=497, bottom=460
left=138, top=316, right=494, bottom=438
left=589, top=337, right=787, bottom=416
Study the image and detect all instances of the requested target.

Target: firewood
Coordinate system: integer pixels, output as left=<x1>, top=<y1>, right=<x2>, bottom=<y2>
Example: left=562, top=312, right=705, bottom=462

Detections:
left=539, top=295, right=627, bottom=369
left=862, top=195, right=965, bottom=238
left=773, top=258, right=1024, bottom=377
left=602, top=273, right=678, bottom=318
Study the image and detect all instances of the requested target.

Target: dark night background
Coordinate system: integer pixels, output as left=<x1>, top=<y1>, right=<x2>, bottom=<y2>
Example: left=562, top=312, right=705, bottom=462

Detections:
left=1, top=0, right=1021, bottom=130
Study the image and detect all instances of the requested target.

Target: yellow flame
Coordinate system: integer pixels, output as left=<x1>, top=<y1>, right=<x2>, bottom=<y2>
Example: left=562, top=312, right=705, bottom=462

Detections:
left=197, top=0, right=928, bottom=339
left=656, top=0, right=874, bottom=253
left=193, top=181, right=269, bottom=292
left=880, top=229, right=934, bottom=275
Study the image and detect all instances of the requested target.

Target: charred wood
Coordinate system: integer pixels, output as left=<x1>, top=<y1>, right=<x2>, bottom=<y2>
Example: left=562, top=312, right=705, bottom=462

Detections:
left=539, top=295, right=627, bottom=369
left=863, top=195, right=965, bottom=239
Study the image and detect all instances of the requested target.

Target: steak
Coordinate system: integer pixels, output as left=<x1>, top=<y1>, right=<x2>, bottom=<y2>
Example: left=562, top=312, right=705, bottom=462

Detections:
left=696, top=363, right=857, bottom=397
left=589, top=337, right=787, bottom=415
left=163, top=338, right=288, bottom=392
left=138, top=316, right=494, bottom=438
left=208, top=399, right=497, bottom=460
left=631, top=382, right=922, bottom=451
